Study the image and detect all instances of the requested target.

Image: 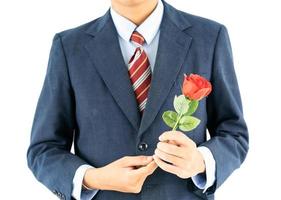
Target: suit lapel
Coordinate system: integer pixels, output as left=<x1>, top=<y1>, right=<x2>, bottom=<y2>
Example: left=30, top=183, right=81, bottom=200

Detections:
left=84, top=10, right=141, bottom=132
left=137, top=1, right=193, bottom=137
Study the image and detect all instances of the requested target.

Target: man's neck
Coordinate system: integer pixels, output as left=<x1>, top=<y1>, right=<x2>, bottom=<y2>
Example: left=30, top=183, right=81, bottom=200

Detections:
left=111, top=0, right=159, bottom=26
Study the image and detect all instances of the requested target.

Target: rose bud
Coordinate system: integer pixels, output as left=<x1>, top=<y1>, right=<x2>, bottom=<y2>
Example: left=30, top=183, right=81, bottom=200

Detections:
left=182, top=73, right=212, bottom=101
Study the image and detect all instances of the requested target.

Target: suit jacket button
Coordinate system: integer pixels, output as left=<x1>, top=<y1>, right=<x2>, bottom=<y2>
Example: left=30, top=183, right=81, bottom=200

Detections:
left=138, top=142, right=148, bottom=151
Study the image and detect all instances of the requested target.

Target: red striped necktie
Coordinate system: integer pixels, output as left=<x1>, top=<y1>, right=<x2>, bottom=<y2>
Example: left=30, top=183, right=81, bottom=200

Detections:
left=128, top=31, right=152, bottom=116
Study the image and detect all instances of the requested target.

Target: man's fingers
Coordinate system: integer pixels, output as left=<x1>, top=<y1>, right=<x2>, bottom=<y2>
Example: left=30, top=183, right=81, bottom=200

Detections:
left=157, top=141, right=186, bottom=158
left=159, top=131, right=195, bottom=147
left=154, top=148, right=185, bottom=167
left=119, top=155, right=153, bottom=167
left=153, top=155, right=182, bottom=176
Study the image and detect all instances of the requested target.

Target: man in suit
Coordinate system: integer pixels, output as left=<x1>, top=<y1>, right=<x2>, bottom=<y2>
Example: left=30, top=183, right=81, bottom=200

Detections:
left=27, top=0, right=249, bottom=199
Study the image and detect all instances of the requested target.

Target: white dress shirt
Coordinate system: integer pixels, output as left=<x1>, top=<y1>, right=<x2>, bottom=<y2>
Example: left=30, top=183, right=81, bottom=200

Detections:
left=72, top=1, right=216, bottom=199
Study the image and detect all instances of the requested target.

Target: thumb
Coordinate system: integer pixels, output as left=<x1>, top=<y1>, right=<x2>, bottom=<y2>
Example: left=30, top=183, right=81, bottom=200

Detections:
left=137, top=160, right=158, bottom=176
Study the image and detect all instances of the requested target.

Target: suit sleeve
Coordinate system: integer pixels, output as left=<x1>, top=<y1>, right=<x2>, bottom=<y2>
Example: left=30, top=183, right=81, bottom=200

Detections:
left=199, top=25, right=249, bottom=194
left=27, top=33, right=89, bottom=200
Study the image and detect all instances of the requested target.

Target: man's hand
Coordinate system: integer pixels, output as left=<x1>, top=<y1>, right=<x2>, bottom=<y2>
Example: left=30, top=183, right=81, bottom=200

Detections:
left=83, top=155, right=157, bottom=193
left=153, top=131, right=205, bottom=179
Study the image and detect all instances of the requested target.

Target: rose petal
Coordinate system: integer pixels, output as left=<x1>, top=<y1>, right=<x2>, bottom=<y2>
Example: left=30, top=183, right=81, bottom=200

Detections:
left=192, top=88, right=211, bottom=100
left=182, top=79, right=199, bottom=98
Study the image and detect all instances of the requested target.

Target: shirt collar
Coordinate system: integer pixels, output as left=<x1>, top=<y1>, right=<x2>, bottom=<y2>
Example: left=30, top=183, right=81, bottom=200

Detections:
left=110, top=0, right=164, bottom=45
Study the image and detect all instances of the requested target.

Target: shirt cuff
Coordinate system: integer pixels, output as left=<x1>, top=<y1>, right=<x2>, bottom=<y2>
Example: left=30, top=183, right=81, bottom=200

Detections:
left=72, top=164, right=99, bottom=200
left=191, top=146, right=216, bottom=193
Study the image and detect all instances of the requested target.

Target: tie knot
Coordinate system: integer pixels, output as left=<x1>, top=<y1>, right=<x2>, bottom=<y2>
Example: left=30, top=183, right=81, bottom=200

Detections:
left=130, top=31, right=145, bottom=45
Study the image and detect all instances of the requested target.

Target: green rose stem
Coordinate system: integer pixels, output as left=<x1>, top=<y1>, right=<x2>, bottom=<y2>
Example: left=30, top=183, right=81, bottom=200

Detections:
left=172, top=111, right=183, bottom=131
left=172, top=84, right=185, bottom=131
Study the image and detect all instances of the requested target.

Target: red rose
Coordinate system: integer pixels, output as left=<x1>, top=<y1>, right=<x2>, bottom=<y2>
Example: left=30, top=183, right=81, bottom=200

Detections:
left=182, top=73, right=212, bottom=100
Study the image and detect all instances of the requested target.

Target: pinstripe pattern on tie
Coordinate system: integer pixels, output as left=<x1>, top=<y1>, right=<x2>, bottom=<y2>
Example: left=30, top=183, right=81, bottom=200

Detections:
left=128, top=31, right=152, bottom=115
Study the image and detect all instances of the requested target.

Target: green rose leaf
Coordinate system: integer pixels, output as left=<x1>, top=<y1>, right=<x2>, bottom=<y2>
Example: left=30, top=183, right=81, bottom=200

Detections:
left=162, top=111, right=179, bottom=129
left=173, top=95, right=190, bottom=115
left=178, top=116, right=201, bottom=132
left=185, top=100, right=199, bottom=116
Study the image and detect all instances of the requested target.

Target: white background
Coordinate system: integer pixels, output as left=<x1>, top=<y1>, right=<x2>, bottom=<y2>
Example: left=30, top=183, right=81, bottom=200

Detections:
left=1, top=0, right=281, bottom=199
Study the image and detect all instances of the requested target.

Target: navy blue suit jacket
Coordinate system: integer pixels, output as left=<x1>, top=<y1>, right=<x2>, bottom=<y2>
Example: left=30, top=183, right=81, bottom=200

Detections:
left=27, top=1, right=249, bottom=199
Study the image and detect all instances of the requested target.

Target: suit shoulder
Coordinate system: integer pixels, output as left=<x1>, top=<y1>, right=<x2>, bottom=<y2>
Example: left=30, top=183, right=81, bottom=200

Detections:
left=179, top=10, right=224, bottom=35
left=53, top=16, right=102, bottom=43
